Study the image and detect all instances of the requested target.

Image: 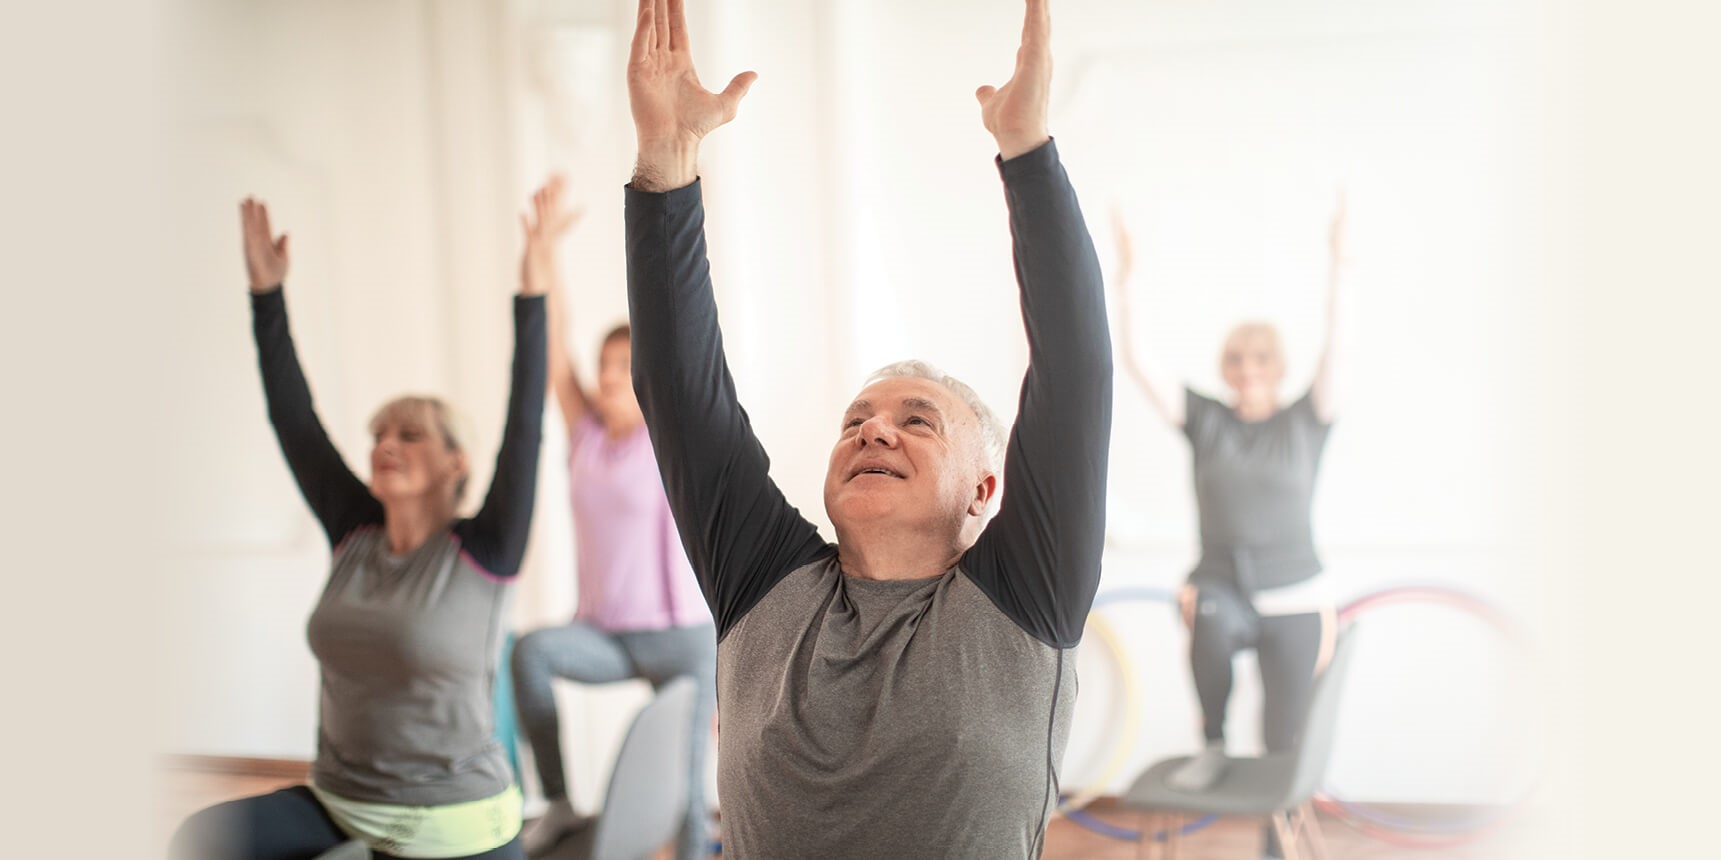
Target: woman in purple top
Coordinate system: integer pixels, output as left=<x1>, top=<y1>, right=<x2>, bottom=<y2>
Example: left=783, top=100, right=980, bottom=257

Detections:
left=509, top=178, right=715, bottom=860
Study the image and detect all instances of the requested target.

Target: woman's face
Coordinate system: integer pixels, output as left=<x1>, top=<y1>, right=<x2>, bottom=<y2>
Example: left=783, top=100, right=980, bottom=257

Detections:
left=368, top=409, right=467, bottom=507
left=595, top=337, right=643, bottom=428
left=1220, top=332, right=1285, bottom=404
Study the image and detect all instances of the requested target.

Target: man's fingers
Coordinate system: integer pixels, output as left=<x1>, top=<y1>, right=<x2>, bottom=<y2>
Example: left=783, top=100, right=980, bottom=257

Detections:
left=975, top=85, right=997, bottom=105
left=631, top=0, right=655, bottom=58
left=654, top=0, right=671, bottom=56
left=275, top=234, right=290, bottom=264
left=719, top=71, right=757, bottom=115
left=1022, top=0, right=1051, bottom=50
left=667, top=0, right=688, bottom=51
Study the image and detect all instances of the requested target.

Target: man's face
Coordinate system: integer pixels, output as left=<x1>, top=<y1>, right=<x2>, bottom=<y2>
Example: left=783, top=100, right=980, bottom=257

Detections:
left=823, top=376, right=993, bottom=543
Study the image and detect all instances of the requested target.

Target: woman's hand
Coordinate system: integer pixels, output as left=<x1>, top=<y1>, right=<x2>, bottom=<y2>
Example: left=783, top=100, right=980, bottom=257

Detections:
left=519, top=176, right=582, bottom=298
left=239, top=197, right=289, bottom=293
left=1328, top=187, right=1351, bottom=269
left=1178, top=584, right=1198, bottom=631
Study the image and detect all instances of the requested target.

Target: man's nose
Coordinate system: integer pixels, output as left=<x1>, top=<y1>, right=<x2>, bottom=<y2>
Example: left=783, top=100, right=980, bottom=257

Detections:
left=857, top=415, right=897, bottom=447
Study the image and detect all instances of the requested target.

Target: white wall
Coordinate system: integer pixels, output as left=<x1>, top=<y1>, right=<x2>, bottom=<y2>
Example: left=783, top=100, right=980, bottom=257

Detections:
left=163, top=0, right=1553, bottom=807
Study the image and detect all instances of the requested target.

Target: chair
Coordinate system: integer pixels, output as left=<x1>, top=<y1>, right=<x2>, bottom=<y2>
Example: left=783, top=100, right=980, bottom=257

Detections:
left=311, top=841, right=369, bottom=860
left=1118, top=632, right=1359, bottom=860
left=543, top=676, right=699, bottom=860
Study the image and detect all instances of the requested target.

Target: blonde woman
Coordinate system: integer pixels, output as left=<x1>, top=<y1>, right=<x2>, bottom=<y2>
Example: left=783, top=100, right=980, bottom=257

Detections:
left=170, top=192, right=549, bottom=860
left=1114, top=195, right=1352, bottom=860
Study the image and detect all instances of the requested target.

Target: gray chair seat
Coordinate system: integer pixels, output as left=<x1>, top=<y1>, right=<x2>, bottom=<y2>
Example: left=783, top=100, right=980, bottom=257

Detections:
left=1121, top=752, right=1300, bottom=816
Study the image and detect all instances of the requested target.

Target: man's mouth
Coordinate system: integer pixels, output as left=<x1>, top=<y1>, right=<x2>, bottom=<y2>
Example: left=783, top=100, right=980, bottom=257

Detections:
left=849, top=465, right=905, bottom=481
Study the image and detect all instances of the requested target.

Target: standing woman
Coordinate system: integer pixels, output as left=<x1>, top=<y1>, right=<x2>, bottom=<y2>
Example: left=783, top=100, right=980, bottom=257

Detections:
left=170, top=192, right=548, bottom=860
left=507, top=179, right=714, bottom=860
left=1115, top=195, right=1351, bottom=860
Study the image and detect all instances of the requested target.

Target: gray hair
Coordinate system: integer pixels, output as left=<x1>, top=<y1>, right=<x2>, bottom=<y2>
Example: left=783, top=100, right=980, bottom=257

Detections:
left=865, top=360, right=1005, bottom=475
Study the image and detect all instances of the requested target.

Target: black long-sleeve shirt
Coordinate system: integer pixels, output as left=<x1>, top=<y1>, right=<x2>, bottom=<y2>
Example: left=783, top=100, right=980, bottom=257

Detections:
left=625, top=140, right=1111, bottom=858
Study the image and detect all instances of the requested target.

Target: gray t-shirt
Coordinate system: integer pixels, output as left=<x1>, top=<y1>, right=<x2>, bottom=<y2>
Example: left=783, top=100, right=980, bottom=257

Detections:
left=1185, top=387, right=1332, bottom=593
left=625, top=141, right=1110, bottom=858
left=251, top=289, right=546, bottom=805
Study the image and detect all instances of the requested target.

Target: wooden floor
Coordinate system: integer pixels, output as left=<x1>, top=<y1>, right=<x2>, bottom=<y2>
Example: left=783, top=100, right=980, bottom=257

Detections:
left=162, top=764, right=1534, bottom=859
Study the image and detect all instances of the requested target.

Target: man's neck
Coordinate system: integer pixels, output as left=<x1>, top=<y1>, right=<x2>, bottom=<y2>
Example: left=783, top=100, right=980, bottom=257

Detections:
left=835, top=525, right=966, bottom=582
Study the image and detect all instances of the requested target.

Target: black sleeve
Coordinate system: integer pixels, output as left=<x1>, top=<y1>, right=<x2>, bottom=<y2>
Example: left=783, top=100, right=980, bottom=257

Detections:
left=961, top=140, right=1114, bottom=649
left=1287, top=386, right=1333, bottom=430
left=454, top=295, right=547, bottom=578
left=251, top=287, right=383, bottom=546
left=1182, top=386, right=1226, bottom=448
left=624, top=180, right=833, bottom=638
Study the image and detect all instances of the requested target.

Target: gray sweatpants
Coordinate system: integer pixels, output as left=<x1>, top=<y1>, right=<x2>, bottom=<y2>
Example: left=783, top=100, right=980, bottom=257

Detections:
left=511, top=621, right=716, bottom=860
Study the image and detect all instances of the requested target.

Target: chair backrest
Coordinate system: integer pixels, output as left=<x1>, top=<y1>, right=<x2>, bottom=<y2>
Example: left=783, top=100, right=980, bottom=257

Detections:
left=1283, top=630, right=1360, bottom=804
left=588, top=677, right=698, bottom=860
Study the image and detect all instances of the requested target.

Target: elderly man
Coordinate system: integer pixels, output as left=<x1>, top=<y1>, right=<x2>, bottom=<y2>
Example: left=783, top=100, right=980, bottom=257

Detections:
left=622, top=0, right=1110, bottom=856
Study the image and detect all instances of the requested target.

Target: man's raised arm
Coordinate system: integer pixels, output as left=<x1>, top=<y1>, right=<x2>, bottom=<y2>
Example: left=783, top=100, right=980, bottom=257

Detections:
left=624, top=0, right=827, bottom=637
left=965, top=0, right=1114, bottom=649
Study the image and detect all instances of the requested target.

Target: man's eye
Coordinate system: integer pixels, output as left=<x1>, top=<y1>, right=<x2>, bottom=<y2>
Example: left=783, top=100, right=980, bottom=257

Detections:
left=906, top=416, right=928, bottom=426
left=844, top=418, right=863, bottom=429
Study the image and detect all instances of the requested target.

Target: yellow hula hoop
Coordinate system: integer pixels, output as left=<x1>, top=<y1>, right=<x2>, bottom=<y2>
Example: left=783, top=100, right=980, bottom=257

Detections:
left=1056, top=609, right=1143, bottom=813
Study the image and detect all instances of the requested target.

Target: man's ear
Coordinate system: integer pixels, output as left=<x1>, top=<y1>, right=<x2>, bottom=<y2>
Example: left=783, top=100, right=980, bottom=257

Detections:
left=968, top=471, right=999, bottom=517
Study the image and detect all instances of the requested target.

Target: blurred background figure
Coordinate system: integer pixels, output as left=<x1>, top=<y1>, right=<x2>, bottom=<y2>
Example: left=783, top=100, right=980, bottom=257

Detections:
left=507, top=177, right=715, bottom=860
left=1113, top=193, right=1352, bottom=860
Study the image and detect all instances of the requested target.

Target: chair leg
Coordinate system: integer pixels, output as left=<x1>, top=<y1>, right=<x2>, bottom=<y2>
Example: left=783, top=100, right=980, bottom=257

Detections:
left=1136, top=813, right=1152, bottom=860
left=1300, top=802, right=1332, bottom=860
left=1270, top=811, right=1302, bottom=860
left=1165, top=813, right=1182, bottom=860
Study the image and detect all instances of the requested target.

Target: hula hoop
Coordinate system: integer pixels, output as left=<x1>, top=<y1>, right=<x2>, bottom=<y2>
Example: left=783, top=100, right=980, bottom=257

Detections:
left=1057, top=586, right=1174, bottom=813
left=1318, top=585, right=1533, bottom=845
left=1060, top=805, right=1218, bottom=842
left=1311, top=797, right=1517, bottom=849
left=1055, top=586, right=1218, bottom=842
left=1315, top=793, right=1518, bottom=833
left=1056, top=612, right=1143, bottom=812
left=1338, top=585, right=1523, bottom=641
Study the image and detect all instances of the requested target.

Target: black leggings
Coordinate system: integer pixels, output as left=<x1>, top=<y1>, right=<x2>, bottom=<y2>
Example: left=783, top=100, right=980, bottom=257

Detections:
left=1188, top=579, right=1327, bottom=858
left=1188, top=579, right=1325, bottom=750
left=169, top=786, right=524, bottom=860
